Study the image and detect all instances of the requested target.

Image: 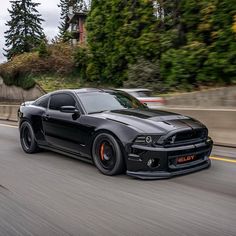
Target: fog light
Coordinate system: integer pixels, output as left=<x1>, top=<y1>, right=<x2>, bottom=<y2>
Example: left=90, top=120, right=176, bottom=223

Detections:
left=147, top=158, right=160, bottom=168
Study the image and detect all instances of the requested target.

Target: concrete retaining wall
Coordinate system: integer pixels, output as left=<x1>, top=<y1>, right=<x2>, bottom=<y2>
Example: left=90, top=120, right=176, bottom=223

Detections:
left=166, top=86, right=236, bottom=108
left=0, top=105, right=19, bottom=121
left=0, top=76, right=44, bottom=102
left=165, top=108, right=236, bottom=146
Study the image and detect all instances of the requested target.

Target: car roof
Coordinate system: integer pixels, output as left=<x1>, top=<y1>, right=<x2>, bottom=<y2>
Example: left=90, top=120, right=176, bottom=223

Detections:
left=47, top=88, right=155, bottom=97
left=47, top=88, right=153, bottom=96
left=48, top=88, right=119, bottom=95
left=73, top=88, right=103, bottom=93
left=117, top=88, right=151, bottom=92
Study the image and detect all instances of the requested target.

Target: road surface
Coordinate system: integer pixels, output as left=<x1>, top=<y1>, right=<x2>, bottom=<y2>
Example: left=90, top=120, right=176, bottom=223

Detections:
left=0, top=123, right=236, bottom=236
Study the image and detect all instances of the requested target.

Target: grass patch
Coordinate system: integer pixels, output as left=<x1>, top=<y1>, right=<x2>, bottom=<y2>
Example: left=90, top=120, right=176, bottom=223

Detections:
left=35, top=75, right=81, bottom=93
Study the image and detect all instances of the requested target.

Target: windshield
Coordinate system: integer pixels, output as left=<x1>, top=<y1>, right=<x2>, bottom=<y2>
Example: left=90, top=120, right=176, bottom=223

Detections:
left=77, top=91, right=146, bottom=114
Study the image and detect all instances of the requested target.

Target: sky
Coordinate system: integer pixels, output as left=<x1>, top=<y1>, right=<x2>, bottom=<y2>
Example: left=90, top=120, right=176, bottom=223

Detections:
left=0, top=0, right=61, bottom=63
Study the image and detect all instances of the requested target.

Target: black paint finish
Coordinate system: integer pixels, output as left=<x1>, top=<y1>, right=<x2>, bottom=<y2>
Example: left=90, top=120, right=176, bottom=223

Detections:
left=19, top=89, right=213, bottom=179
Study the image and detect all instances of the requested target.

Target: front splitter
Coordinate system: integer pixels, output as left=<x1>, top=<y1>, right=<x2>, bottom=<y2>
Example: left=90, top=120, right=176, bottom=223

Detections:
left=127, top=160, right=211, bottom=180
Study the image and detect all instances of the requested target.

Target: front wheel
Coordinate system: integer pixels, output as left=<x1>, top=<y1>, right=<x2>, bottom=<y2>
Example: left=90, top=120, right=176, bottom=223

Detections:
left=20, top=121, right=39, bottom=154
left=92, top=133, right=125, bottom=176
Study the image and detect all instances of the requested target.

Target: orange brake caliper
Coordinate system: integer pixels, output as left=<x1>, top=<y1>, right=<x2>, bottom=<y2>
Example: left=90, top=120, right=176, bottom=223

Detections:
left=100, top=143, right=105, bottom=161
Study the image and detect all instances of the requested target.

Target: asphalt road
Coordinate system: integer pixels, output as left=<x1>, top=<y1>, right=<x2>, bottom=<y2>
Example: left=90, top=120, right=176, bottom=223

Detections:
left=0, top=123, right=236, bottom=236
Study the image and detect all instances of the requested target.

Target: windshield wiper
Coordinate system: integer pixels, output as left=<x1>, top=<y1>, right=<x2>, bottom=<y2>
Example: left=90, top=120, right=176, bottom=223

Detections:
left=88, top=110, right=109, bottom=114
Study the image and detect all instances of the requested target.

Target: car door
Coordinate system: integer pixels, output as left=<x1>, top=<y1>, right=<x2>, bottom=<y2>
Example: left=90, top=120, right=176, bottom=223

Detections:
left=42, top=92, right=88, bottom=157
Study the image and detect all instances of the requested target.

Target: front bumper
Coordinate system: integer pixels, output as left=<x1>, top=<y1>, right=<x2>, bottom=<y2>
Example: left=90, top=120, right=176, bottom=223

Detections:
left=126, top=138, right=213, bottom=180
left=127, top=160, right=211, bottom=180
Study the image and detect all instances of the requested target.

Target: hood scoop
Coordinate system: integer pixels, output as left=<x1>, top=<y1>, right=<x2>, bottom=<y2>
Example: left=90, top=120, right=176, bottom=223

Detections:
left=149, top=115, right=190, bottom=123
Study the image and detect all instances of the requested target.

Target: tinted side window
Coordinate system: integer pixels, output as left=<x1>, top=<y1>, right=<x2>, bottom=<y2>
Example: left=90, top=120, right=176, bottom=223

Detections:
left=137, top=91, right=151, bottom=97
left=49, top=94, right=76, bottom=110
left=34, top=96, right=49, bottom=108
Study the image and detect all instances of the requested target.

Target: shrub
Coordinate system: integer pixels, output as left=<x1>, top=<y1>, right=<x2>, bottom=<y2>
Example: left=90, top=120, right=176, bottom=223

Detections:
left=0, top=42, right=76, bottom=89
left=160, top=42, right=209, bottom=91
left=46, top=43, right=75, bottom=75
left=38, top=40, right=51, bottom=58
left=74, top=46, right=90, bottom=81
left=0, top=52, right=38, bottom=89
left=124, top=58, right=164, bottom=92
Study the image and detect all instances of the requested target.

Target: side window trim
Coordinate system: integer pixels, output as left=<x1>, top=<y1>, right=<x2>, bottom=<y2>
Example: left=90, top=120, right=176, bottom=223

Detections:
left=34, top=95, right=49, bottom=109
left=48, top=95, right=52, bottom=111
left=48, top=92, right=80, bottom=112
left=45, top=96, right=49, bottom=109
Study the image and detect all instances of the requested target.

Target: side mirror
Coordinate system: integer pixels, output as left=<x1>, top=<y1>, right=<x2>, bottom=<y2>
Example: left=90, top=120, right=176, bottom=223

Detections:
left=60, top=106, right=79, bottom=114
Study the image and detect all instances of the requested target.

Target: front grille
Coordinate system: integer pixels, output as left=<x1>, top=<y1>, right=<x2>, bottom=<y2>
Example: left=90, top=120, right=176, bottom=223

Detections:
left=164, top=128, right=208, bottom=147
left=168, top=143, right=212, bottom=170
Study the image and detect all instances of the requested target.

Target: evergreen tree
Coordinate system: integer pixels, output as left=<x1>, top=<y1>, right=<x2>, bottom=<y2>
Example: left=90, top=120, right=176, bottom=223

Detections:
left=79, top=0, right=236, bottom=89
left=4, top=0, right=45, bottom=60
left=160, top=0, right=236, bottom=89
left=58, top=0, right=70, bottom=39
left=86, top=0, right=158, bottom=85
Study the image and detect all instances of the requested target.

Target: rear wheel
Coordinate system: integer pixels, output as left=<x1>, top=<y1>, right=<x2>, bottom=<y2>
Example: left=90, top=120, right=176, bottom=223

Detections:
left=92, top=133, right=125, bottom=176
left=20, top=121, right=39, bottom=154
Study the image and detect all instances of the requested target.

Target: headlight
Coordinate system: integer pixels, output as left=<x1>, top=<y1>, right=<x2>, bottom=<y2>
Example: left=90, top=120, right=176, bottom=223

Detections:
left=134, top=135, right=160, bottom=146
left=145, top=136, right=152, bottom=144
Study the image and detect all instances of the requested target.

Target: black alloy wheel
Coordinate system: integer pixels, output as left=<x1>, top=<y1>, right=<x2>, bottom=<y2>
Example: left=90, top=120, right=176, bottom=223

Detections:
left=92, top=133, right=125, bottom=176
left=20, top=121, right=39, bottom=154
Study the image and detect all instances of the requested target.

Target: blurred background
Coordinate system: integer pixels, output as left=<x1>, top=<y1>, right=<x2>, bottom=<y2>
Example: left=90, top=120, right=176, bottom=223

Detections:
left=0, top=0, right=235, bottom=146
left=0, top=1, right=236, bottom=236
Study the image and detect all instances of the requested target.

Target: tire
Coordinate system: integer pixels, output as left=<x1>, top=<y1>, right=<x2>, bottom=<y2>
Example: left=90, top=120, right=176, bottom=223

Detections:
left=20, top=121, right=39, bottom=154
left=92, top=133, right=125, bottom=176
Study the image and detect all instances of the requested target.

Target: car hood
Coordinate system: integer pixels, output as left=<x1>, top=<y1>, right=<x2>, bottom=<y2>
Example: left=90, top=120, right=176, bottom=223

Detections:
left=94, top=109, right=205, bottom=134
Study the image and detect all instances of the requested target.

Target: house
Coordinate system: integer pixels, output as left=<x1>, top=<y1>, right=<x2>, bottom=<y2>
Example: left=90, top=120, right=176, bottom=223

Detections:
left=66, top=2, right=88, bottom=45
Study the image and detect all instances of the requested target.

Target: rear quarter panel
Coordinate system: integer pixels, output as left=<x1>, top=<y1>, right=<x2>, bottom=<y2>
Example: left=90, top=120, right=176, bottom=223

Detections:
left=19, top=105, right=47, bottom=144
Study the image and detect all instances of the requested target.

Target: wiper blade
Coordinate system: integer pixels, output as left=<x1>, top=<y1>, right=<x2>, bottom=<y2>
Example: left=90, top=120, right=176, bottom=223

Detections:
left=88, top=110, right=109, bottom=114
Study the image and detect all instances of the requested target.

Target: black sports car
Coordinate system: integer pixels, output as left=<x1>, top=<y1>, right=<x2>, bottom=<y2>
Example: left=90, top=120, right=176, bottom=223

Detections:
left=18, top=88, right=213, bottom=179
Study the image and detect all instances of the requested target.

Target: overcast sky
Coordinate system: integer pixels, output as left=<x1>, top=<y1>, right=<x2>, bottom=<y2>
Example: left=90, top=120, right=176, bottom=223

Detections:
left=0, top=0, right=61, bottom=63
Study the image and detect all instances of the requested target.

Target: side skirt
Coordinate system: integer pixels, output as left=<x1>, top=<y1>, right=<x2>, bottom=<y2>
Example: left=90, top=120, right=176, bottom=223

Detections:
left=38, top=145, right=93, bottom=165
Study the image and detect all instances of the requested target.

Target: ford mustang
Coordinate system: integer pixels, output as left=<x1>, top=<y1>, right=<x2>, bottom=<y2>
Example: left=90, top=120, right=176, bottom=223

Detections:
left=18, top=88, right=213, bottom=179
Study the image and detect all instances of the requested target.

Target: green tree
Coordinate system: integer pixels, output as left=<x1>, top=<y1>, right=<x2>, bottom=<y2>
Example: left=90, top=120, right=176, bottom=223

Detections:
left=4, top=0, right=45, bottom=60
left=58, top=0, right=70, bottom=39
left=124, top=57, right=163, bottom=91
left=73, top=0, right=236, bottom=89
left=38, top=40, right=50, bottom=58
left=160, top=0, right=236, bottom=89
left=86, top=0, right=158, bottom=86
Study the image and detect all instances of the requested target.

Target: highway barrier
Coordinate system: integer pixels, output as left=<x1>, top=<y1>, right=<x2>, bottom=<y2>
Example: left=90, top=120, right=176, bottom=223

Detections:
left=0, top=105, right=235, bottom=146
left=165, top=108, right=236, bottom=147
left=0, top=105, right=19, bottom=122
